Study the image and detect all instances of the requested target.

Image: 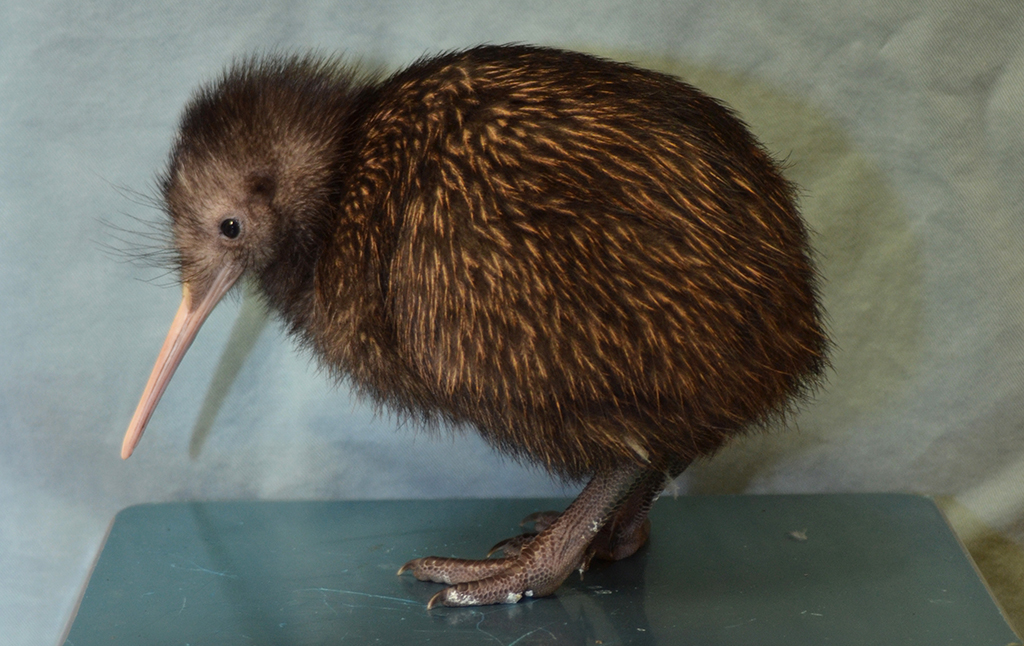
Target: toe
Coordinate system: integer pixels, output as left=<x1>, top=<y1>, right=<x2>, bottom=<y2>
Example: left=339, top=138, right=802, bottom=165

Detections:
left=398, top=555, right=514, bottom=585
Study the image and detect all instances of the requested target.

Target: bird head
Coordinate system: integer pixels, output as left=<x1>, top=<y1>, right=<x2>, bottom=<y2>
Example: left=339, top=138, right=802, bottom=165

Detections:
left=121, top=56, right=361, bottom=459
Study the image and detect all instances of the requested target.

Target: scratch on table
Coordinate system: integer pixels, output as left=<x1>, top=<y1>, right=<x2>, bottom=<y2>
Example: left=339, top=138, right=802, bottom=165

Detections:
left=412, top=619, right=555, bottom=646
left=470, top=609, right=505, bottom=645
left=453, top=609, right=556, bottom=646
left=299, top=587, right=420, bottom=605
left=178, top=596, right=186, bottom=615
left=171, top=561, right=237, bottom=578
left=724, top=618, right=756, bottom=629
left=506, top=626, right=557, bottom=645
left=320, top=593, right=338, bottom=615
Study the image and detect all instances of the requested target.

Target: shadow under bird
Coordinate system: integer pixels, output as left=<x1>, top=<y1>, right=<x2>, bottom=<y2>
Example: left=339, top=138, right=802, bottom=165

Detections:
left=121, top=45, right=829, bottom=608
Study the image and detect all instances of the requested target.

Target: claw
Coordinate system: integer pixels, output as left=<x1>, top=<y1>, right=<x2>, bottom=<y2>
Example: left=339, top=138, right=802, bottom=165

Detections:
left=426, top=589, right=446, bottom=610
left=396, top=559, right=415, bottom=576
left=486, top=540, right=510, bottom=558
left=397, top=557, right=455, bottom=583
left=397, top=558, right=435, bottom=581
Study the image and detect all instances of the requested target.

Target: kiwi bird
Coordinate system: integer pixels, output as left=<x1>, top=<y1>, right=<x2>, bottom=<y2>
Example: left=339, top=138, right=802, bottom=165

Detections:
left=121, top=45, right=828, bottom=608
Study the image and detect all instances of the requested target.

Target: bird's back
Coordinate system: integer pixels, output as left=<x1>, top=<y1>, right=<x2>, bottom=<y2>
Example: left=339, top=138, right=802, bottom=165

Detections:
left=312, top=46, right=828, bottom=479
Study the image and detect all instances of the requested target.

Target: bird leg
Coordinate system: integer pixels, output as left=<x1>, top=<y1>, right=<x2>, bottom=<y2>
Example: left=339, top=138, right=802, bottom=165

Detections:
left=583, top=466, right=669, bottom=564
left=399, top=463, right=669, bottom=608
left=490, top=466, right=671, bottom=565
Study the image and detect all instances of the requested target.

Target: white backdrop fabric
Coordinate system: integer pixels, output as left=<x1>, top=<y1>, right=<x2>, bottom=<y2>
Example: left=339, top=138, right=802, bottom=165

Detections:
left=2, top=1, right=1023, bottom=642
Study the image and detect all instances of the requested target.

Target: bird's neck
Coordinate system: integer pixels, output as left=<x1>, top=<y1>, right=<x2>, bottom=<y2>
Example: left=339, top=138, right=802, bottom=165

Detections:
left=259, top=84, right=384, bottom=339
left=256, top=215, right=332, bottom=337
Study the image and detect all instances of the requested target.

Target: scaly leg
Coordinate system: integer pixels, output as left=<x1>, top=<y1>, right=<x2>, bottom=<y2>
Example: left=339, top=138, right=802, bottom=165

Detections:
left=492, top=464, right=681, bottom=565
left=585, top=466, right=670, bottom=563
left=399, top=463, right=655, bottom=608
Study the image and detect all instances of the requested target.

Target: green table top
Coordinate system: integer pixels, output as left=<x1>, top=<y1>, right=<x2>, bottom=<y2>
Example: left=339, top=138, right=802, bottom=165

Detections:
left=62, top=494, right=1021, bottom=645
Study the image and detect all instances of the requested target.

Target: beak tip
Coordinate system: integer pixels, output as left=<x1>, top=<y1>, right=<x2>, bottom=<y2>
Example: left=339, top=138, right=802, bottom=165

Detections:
left=120, top=268, right=240, bottom=465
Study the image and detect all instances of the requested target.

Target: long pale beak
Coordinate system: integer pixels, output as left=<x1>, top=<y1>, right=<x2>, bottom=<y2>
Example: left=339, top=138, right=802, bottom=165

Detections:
left=121, top=266, right=241, bottom=459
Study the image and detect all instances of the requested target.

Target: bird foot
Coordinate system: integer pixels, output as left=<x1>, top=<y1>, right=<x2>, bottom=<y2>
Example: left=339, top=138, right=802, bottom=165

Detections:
left=398, top=511, right=652, bottom=608
left=398, top=465, right=660, bottom=608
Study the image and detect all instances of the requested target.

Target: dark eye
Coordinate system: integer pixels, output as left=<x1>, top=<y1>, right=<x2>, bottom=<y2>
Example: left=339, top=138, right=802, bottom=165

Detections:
left=220, top=218, right=241, bottom=239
